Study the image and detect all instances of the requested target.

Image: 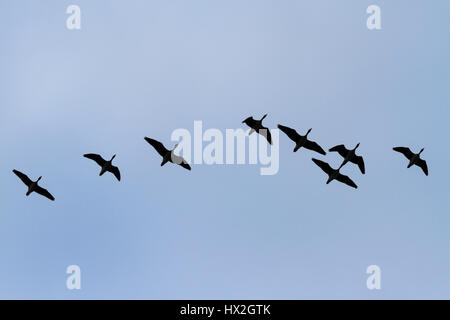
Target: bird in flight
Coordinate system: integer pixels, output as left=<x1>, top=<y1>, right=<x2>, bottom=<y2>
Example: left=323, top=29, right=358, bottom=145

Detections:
left=84, top=154, right=121, bottom=181
left=329, top=143, right=365, bottom=174
left=311, top=158, right=358, bottom=189
left=144, top=137, right=191, bottom=170
left=12, top=170, right=55, bottom=201
left=393, top=147, right=428, bottom=176
left=278, top=124, right=326, bottom=155
left=242, top=114, right=272, bottom=145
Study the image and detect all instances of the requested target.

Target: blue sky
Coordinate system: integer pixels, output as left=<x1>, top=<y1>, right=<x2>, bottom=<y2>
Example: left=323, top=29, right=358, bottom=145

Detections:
left=0, top=0, right=449, bottom=299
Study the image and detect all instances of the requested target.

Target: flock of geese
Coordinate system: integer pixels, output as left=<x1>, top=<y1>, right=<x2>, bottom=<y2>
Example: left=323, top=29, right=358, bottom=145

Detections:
left=12, top=114, right=428, bottom=201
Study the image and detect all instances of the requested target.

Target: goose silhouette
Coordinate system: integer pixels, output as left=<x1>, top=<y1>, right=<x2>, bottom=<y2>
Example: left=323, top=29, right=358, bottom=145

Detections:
left=242, top=114, right=272, bottom=145
left=84, top=154, right=121, bottom=181
left=393, top=147, right=428, bottom=176
left=13, top=170, right=55, bottom=201
left=278, top=124, right=326, bottom=155
left=311, top=158, right=358, bottom=189
left=144, top=137, right=191, bottom=170
left=329, top=143, right=365, bottom=174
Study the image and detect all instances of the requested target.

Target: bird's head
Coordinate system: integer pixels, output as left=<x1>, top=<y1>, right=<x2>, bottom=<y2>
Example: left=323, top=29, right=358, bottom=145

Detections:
left=355, top=143, right=360, bottom=149
left=37, top=176, right=42, bottom=182
left=419, top=148, right=425, bottom=154
left=111, top=154, right=116, bottom=161
left=306, top=128, right=312, bottom=135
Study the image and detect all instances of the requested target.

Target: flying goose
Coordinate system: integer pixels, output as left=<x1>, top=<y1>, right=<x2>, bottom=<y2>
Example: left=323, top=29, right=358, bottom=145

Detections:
left=242, top=114, right=272, bottom=145
left=144, top=137, right=191, bottom=170
left=311, top=158, right=358, bottom=189
left=278, top=125, right=326, bottom=155
left=12, top=170, right=55, bottom=201
left=84, top=154, right=121, bottom=181
left=393, top=147, right=428, bottom=176
left=329, top=143, right=365, bottom=174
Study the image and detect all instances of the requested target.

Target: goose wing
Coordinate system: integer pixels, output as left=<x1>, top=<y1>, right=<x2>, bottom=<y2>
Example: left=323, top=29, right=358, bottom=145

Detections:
left=304, top=139, right=326, bottom=155
left=35, top=186, right=55, bottom=201
left=329, top=144, right=349, bottom=158
left=393, top=147, right=414, bottom=160
left=350, top=155, right=365, bottom=174
left=13, top=170, right=32, bottom=187
left=144, top=137, right=169, bottom=157
left=260, top=126, right=272, bottom=145
left=84, top=154, right=106, bottom=167
left=171, top=154, right=191, bottom=171
left=179, top=161, right=191, bottom=171
left=243, top=117, right=258, bottom=128
left=312, top=158, right=333, bottom=175
left=335, top=173, right=358, bottom=189
left=416, top=158, right=428, bottom=176
left=110, top=165, right=121, bottom=181
left=277, top=124, right=300, bottom=143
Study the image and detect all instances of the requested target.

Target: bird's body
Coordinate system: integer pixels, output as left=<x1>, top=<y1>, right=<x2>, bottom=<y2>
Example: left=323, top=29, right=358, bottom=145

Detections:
left=242, top=114, right=272, bottom=145
left=329, top=143, right=365, bottom=174
left=278, top=125, right=326, bottom=155
left=311, top=158, right=358, bottom=189
left=84, top=154, right=121, bottom=181
left=393, top=147, right=428, bottom=176
left=13, top=170, right=55, bottom=201
left=144, top=137, right=191, bottom=170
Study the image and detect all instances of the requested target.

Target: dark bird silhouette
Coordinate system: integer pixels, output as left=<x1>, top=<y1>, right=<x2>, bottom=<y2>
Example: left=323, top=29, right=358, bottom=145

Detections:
left=329, top=143, right=365, bottom=174
left=12, top=170, right=55, bottom=201
left=393, top=147, right=428, bottom=176
left=84, top=154, right=121, bottom=181
left=311, top=158, right=358, bottom=189
left=144, top=137, right=191, bottom=170
left=277, top=124, right=326, bottom=155
left=242, top=114, right=272, bottom=145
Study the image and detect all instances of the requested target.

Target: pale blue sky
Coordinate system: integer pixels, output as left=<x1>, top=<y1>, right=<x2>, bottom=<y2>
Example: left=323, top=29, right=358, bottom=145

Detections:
left=0, top=0, right=449, bottom=299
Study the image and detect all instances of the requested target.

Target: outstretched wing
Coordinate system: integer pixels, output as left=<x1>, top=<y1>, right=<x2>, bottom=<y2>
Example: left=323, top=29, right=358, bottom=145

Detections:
left=416, top=158, right=428, bottom=176
left=179, top=161, right=191, bottom=171
left=171, top=154, right=191, bottom=171
left=13, top=170, right=32, bottom=187
left=312, top=158, right=333, bottom=175
left=110, top=165, right=121, bottom=181
left=393, top=147, right=414, bottom=160
left=351, top=155, right=365, bottom=174
left=259, top=127, right=272, bottom=145
left=336, top=173, right=358, bottom=189
left=144, top=137, right=169, bottom=157
left=329, top=144, right=349, bottom=158
left=277, top=124, right=300, bottom=143
left=35, top=186, right=55, bottom=201
left=243, top=117, right=258, bottom=128
left=84, top=154, right=106, bottom=167
left=304, top=139, right=326, bottom=155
